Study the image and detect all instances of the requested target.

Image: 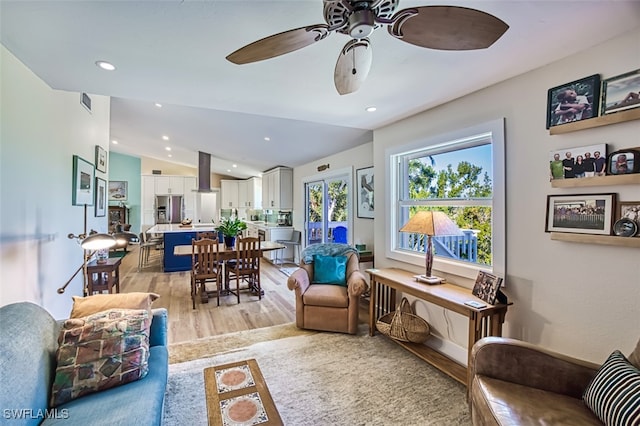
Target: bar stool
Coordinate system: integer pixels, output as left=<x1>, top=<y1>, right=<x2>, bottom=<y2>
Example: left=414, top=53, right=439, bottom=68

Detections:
left=276, top=230, right=302, bottom=266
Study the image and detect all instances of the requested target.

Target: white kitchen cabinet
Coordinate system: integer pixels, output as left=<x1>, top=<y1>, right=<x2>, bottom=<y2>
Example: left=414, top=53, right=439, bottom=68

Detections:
left=237, top=180, right=248, bottom=207
left=220, top=180, right=239, bottom=208
left=262, top=167, right=292, bottom=210
left=237, top=177, right=262, bottom=208
left=155, top=176, right=185, bottom=194
left=183, top=176, right=197, bottom=222
left=142, top=176, right=156, bottom=227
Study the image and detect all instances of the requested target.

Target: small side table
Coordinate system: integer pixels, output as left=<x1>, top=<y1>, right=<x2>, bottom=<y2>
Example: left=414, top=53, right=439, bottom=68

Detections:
left=86, top=257, right=122, bottom=296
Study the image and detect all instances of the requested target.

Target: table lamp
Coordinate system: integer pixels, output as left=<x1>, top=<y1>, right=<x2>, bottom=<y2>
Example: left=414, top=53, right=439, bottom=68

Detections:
left=400, top=211, right=461, bottom=284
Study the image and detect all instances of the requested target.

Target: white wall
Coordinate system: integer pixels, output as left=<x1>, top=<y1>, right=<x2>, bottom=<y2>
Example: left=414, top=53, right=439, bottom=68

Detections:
left=292, top=142, right=374, bottom=249
left=0, top=45, right=111, bottom=319
left=374, top=28, right=640, bottom=364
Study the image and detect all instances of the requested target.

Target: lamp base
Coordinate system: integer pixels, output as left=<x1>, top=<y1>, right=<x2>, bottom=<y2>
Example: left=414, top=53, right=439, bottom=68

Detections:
left=414, top=275, right=445, bottom=285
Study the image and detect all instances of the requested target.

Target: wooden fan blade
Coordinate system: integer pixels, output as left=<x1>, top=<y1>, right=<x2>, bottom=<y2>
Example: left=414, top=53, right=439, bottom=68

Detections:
left=334, top=38, right=372, bottom=95
left=388, top=6, right=509, bottom=50
left=226, top=24, right=330, bottom=64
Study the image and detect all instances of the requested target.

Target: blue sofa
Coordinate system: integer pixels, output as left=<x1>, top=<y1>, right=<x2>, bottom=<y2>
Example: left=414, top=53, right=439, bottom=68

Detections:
left=0, top=302, right=168, bottom=425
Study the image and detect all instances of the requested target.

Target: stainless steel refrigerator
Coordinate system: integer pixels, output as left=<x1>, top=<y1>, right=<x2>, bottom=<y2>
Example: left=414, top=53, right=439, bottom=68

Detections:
left=155, top=195, right=183, bottom=224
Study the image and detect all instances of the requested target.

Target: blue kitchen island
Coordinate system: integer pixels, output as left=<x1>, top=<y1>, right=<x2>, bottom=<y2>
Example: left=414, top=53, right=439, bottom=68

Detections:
left=147, top=224, right=220, bottom=272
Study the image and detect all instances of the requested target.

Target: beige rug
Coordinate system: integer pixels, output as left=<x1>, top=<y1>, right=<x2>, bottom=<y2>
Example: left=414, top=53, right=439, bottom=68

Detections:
left=169, top=323, right=315, bottom=364
left=164, top=326, right=471, bottom=425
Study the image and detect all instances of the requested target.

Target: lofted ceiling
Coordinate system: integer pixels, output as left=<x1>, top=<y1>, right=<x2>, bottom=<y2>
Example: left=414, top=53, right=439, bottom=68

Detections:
left=2, top=1, right=639, bottom=178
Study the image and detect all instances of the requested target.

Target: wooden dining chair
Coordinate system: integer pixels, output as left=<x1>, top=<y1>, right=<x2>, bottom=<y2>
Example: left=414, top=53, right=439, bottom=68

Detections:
left=191, top=237, right=222, bottom=309
left=226, top=236, right=262, bottom=301
left=196, top=231, right=217, bottom=240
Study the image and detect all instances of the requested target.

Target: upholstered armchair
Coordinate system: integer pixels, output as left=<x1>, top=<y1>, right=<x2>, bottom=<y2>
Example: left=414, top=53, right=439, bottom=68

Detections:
left=469, top=336, right=640, bottom=426
left=287, top=244, right=367, bottom=334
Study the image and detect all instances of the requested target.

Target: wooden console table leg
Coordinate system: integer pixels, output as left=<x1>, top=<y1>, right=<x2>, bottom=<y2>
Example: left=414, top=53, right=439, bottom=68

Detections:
left=368, top=279, right=377, bottom=336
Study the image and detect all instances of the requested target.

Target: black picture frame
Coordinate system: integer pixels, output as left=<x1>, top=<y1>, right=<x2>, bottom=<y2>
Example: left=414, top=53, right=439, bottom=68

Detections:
left=606, top=149, right=640, bottom=175
left=601, top=69, right=640, bottom=115
left=545, top=193, right=616, bottom=235
left=95, top=145, right=107, bottom=173
left=72, top=155, right=94, bottom=206
left=95, top=177, right=106, bottom=217
left=546, top=74, right=601, bottom=129
left=472, top=271, right=503, bottom=305
left=356, top=166, right=374, bottom=219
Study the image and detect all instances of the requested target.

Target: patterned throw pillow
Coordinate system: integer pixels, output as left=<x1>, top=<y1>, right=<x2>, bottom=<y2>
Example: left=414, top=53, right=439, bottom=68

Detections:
left=312, top=255, right=347, bottom=286
left=583, top=350, right=640, bottom=426
left=50, top=309, right=151, bottom=407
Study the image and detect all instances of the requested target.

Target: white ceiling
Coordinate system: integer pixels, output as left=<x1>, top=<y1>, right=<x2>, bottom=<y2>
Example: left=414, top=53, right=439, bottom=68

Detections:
left=2, top=1, right=639, bottom=178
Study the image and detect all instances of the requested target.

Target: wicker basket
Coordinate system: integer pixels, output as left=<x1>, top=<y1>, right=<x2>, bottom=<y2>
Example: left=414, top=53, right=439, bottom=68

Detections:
left=376, top=297, right=431, bottom=344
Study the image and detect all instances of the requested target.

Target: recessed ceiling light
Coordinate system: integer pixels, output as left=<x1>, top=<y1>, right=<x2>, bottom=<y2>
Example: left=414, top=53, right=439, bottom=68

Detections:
left=155, top=103, right=162, bottom=108
left=111, top=140, right=118, bottom=144
left=165, top=147, right=171, bottom=151
left=162, top=135, right=169, bottom=141
left=232, top=164, right=237, bottom=168
left=168, top=154, right=172, bottom=158
left=95, top=60, right=116, bottom=71
left=264, top=137, right=270, bottom=141
left=227, top=169, right=231, bottom=173
left=366, top=106, right=377, bottom=112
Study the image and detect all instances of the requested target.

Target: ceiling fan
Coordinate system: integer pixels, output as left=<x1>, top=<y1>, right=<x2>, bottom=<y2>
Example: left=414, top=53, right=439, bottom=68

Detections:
left=226, top=0, right=509, bottom=95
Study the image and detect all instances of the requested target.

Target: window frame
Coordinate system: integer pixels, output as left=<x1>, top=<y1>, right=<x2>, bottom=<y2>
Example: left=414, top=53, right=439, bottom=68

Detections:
left=385, top=118, right=506, bottom=281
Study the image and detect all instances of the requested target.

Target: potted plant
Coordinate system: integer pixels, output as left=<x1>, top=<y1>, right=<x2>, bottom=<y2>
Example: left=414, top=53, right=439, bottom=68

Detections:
left=215, top=217, right=248, bottom=248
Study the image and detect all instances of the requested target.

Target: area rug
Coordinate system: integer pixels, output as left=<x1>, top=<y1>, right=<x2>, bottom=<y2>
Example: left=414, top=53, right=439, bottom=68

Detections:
left=163, top=327, right=471, bottom=425
left=204, top=359, right=282, bottom=425
left=169, top=323, right=315, bottom=364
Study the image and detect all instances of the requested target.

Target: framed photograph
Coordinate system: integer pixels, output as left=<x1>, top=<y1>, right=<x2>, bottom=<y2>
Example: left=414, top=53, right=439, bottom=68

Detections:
left=546, top=74, right=600, bottom=129
left=95, top=177, right=107, bottom=217
left=108, top=180, right=128, bottom=201
left=72, top=155, right=94, bottom=206
left=607, top=149, right=640, bottom=175
left=95, top=145, right=107, bottom=173
left=545, top=193, right=616, bottom=235
left=617, top=201, right=640, bottom=237
left=356, top=166, right=374, bottom=219
left=601, top=69, right=640, bottom=115
left=472, top=271, right=503, bottom=305
left=549, top=143, right=607, bottom=180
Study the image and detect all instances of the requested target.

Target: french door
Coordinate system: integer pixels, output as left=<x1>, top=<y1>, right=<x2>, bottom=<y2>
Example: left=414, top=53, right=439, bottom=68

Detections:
left=304, top=172, right=351, bottom=246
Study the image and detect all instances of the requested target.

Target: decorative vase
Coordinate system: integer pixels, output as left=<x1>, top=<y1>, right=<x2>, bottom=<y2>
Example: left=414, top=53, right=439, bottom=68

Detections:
left=224, top=236, right=235, bottom=249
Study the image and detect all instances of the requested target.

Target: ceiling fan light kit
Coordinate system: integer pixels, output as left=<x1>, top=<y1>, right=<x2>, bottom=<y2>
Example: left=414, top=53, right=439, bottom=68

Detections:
left=226, top=0, right=508, bottom=95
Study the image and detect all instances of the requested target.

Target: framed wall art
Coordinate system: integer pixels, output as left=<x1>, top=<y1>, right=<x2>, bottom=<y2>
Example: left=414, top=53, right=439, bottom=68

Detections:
left=356, top=166, right=374, bottom=219
left=108, top=180, right=128, bottom=201
left=72, top=155, right=94, bottom=206
left=601, top=69, right=640, bottom=115
left=95, top=177, right=107, bottom=217
left=95, top=145, right=107, bottom=173
left=607, top=148, right=640, bottom=175
left=545, top=193, right=616, bottom=235
left=549, top=143, right=607, bottom=180
left=617, top=201, right=640, bottom=237
left=546, top=74, right=600, bottom=129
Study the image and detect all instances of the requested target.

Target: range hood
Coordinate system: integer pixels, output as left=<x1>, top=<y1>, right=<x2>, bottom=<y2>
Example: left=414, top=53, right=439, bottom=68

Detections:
left=196, top=151, right=213, bottom=193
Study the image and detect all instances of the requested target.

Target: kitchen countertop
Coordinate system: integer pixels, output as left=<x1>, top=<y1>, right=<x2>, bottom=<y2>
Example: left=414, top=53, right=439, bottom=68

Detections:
left=147, top=222, right=293, bottom=233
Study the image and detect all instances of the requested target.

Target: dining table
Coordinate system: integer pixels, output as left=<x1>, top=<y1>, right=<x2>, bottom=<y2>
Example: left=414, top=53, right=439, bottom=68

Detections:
left=174, top=241, right=287, bottom=303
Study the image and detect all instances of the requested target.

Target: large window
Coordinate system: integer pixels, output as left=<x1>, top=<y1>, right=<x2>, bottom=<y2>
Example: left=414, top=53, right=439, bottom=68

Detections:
left=387, top=119, right=505, bottom=279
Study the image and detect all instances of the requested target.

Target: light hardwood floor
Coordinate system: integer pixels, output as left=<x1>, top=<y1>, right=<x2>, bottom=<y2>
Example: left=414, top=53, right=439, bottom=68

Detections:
left=117, top=245, right=298, bottom=344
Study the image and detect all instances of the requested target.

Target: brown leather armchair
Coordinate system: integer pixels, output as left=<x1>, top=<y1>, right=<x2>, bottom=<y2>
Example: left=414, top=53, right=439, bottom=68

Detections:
left=287, top=251, right=367, bottom=334
left=469, top=336, right=640, bottom=425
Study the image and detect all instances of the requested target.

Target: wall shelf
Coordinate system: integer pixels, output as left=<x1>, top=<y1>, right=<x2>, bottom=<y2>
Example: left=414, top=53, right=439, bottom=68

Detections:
left=551, top=173, right=640, bottom=188
left=550, top=232, right=640, bottom=248
left=549, top=108, right=640, bottom=135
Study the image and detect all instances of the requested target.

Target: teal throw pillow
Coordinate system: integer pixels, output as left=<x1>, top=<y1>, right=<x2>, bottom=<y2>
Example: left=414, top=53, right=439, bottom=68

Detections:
left=312, top=255, right=347, bottom=286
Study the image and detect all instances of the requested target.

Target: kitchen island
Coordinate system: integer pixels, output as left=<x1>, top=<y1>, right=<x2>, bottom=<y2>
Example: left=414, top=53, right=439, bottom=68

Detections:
left=147, top=223, right=219, bottom=272
left=147, top=222, right=294, bottom=272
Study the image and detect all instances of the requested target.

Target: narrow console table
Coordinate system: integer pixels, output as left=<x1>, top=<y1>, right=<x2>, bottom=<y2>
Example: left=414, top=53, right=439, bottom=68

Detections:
left=367, top=268, right=509, bottom=387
